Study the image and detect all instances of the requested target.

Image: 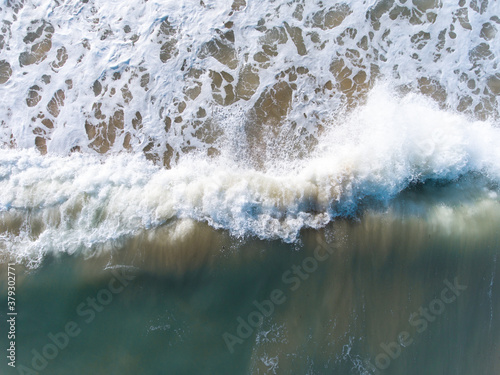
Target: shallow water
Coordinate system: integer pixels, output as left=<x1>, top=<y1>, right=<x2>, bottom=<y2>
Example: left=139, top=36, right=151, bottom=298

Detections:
left=1, top=193, right=500, bottom=374
left=1, top=0, right=500, bottom=373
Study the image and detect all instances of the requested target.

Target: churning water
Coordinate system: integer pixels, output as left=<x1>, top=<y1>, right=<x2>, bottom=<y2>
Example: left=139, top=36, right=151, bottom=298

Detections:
left=0, top=0, right=499, bottom=374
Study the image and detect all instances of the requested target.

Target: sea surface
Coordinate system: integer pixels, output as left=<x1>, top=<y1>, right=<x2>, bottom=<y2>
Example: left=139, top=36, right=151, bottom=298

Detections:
left=0, top=0, right=499, bottom=374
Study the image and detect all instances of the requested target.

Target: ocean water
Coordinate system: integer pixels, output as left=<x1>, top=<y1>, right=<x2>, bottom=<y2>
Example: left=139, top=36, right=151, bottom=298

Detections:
left=0, top=0, right=499, bottom=374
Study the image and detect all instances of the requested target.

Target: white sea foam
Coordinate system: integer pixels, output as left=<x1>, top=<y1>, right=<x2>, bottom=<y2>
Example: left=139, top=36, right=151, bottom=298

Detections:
left=1, top=87, right=499, bottom=262
left=0, top=0, right=498, bottom=158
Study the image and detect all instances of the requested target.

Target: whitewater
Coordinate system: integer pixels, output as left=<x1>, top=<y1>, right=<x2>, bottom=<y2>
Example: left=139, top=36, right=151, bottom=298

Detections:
left=0, top=0, right=499, bottom=264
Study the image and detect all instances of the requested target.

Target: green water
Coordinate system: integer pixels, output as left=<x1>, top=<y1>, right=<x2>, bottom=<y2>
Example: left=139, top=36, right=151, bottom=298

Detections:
left=1, top=204, right=499, bottom=374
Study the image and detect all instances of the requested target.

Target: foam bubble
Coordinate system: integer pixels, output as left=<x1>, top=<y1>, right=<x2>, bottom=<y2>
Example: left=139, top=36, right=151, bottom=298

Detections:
left=0, top=0, right=498, bottom=161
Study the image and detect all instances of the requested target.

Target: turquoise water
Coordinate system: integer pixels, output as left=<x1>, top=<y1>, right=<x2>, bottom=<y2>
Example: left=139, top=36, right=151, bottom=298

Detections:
left=2, top=181, right=500, bottom=374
